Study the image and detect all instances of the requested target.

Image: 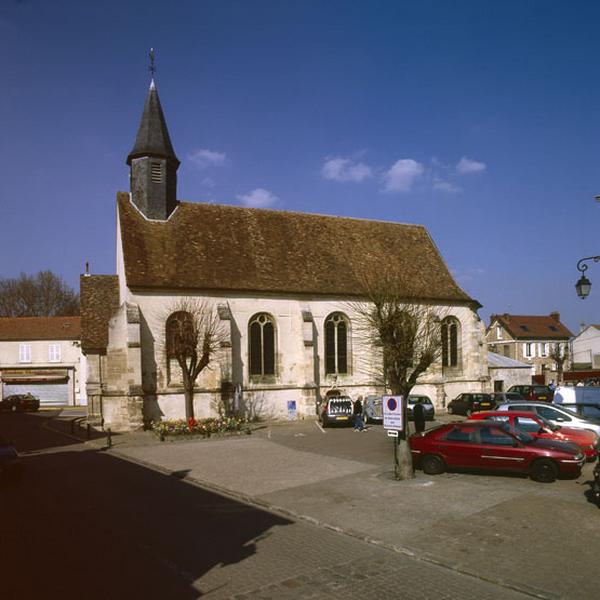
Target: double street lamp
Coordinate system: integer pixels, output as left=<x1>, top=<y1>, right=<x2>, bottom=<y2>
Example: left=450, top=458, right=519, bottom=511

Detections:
left=575, top=255, right=600, bottom=299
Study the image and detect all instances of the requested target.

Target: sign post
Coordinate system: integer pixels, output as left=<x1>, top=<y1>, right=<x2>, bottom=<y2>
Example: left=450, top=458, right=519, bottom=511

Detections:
left=383, top=395, right=404, bottom=473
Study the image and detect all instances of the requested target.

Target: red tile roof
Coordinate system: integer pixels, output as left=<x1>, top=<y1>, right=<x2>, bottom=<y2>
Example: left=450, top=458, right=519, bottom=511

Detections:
left=490, top=313, right=572, bottom=340
left=0, top=316, right=81, bottom=341
left=80, top=275, right=120, bottom=353
left=117, top=193, right=478, bottom=305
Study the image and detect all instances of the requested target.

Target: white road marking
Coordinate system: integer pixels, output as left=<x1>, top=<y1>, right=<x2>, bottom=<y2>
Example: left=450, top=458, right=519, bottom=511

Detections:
left=315, top=421, right=326, bottom=434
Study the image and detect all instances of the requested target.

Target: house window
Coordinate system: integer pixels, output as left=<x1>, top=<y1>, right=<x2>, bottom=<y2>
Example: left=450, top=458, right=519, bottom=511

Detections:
left=19, top=344, right=31, bottom=363
left=496, top=326, right=503, bottom=340
left=540, top=343, right=549, bottom=357
left=503, top=345, right=510, bottom=358
left=325, top=312, right=349, bottom=375
left=249, top=313, right=276, bottom=376
left=48, top=344, right=61, bottom=362
left=441, top=317, right=461, bottom=368
left=524, top=343, right=534, bottom=358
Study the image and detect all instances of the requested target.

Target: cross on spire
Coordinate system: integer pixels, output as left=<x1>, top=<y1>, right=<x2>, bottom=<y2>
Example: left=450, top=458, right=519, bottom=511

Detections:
left=148, top=48, right=156, bottom=78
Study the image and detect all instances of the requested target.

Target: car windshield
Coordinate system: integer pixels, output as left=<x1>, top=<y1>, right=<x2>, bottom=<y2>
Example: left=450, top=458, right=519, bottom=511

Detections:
left=408, top=396, right=431, bottom=405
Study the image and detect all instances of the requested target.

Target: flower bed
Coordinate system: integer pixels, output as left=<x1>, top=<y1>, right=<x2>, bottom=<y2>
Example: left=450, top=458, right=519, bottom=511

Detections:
left=151, top=416, right=251, bottom=440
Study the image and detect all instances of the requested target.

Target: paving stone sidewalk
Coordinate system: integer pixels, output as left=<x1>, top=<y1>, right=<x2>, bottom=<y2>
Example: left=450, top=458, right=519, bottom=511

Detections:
left=55, top=415, right=598, bottom=599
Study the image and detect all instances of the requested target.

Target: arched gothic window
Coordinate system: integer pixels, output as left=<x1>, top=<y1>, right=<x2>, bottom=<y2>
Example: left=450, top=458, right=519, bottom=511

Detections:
left=441, top=317, right=461, bottom=368
left=249, top=313, right=276, bottom=376
left=325, top=312, right=349, bottom=375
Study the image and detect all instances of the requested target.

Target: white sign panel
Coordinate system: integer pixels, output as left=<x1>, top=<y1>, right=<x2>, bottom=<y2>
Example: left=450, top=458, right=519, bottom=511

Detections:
left=383, top=395, right=403, bottom=430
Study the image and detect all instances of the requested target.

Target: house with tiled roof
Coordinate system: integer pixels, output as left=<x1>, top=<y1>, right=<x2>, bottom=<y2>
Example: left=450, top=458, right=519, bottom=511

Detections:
left=486, top=312, right=572, bottom=384
left=570, top=324, right=600, bottom=370
left=80, top=78, right=490, bottom=431
left=0, top=316, right=84, bottom=406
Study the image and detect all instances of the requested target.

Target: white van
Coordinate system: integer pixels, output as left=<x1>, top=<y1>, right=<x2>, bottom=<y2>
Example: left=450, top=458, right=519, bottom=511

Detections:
left=553, top=386, right=600, bottom=406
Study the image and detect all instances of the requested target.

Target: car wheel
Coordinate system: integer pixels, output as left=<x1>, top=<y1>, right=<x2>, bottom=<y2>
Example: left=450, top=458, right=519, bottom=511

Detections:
left=530, top=459, right=558, bottom=483
left=421, top=454, right=446, bottom=475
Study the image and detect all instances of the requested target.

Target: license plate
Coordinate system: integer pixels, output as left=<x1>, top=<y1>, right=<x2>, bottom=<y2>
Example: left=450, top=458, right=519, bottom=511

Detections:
left=336, top=416, right=348, bottom=420
left=481, top=403, right=491, bottom=407
left=538, top=396, right=547, bottom=401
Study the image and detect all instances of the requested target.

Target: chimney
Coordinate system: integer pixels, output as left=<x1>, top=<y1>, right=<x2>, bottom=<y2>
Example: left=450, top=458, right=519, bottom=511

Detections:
left=503, top=313, right=510, bottom=323
left=550, top=311, right=560, bottom=322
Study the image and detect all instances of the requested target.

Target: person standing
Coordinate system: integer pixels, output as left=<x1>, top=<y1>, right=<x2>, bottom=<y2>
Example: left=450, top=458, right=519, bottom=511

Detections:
left=413, top=400, right=426, bottom=434
left=353, top=396, right=366, bottom=431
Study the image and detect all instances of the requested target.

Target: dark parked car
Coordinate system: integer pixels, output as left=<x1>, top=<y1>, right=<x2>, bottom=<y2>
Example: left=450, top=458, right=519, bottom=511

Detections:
left=492, top=392, right=525, bottom=404
left=447, top=393, right=494, bottom=416
left=0, top=433, right=22, bottom=482
left=363, top=396, right=383, bottom=424
left=407, top=395, right=435, bottom=421
left=507, top=385, right=553, bottom=402
left=319, top=396, right=355, bottom=427
left=0, top=393, right=40, bottom=412
left=410, top=420, right=585, bottom=482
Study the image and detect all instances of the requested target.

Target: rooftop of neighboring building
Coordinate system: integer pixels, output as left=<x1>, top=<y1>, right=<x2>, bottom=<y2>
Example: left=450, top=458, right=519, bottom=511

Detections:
left=0, top=316, right=81, bottom=341
left=488, top=312, right=572, bottom=340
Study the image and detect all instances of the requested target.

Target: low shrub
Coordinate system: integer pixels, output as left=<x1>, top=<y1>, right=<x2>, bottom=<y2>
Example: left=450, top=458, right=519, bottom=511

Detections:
left=151, top=416, right=251, bottom=440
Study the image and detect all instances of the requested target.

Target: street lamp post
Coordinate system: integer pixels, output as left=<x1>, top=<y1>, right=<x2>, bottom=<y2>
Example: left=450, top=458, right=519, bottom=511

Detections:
left=575, top=256, right=600, bottom=299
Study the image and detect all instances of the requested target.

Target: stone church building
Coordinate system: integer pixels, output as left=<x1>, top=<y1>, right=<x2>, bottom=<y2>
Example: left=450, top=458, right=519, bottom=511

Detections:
left=81, top=79, right=489, bottom=431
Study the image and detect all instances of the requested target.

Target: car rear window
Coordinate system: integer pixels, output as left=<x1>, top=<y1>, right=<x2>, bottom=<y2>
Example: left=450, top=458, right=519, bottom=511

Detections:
left=534, top=386, right=551, bottom=394
left=327, top=398, right=353, bottom=413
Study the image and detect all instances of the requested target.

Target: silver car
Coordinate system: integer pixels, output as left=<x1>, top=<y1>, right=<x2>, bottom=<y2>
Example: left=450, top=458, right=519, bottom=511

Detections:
left=495, top=401, right=600, bottom=437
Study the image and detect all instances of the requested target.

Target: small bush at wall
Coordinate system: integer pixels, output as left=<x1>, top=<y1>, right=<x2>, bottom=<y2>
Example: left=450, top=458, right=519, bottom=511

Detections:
left=151, top=416, right=251, bottom=440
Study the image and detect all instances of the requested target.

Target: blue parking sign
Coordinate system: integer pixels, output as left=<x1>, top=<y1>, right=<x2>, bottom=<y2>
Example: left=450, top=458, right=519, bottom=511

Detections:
left=383, top=395, right=403, bottom=430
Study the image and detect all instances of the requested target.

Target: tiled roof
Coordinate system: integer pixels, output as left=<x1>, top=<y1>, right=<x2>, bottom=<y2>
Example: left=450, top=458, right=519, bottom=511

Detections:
left=490, top=313, right=572, bottom=340
left=0, top=316, right=80, bottom=341
left=487, top=352, right=530, bottom=369
left=117, top=193, right=477, bottom=305
left=80, top=275, right=119, bottom=353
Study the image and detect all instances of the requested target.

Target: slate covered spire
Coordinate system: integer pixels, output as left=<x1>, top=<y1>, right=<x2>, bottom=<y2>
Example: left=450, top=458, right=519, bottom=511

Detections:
left=127, top=80, right=180, bottom=220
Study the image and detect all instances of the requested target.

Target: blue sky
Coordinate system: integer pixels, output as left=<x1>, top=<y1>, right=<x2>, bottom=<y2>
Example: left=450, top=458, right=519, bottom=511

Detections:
left=2, top=0, right=600, bottom=333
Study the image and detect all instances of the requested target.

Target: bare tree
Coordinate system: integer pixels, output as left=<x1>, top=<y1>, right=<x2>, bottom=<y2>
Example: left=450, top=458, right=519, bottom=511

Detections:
left=162, top=298, right=227, bottom=420
left=352, top=279, right=444, bottom=480
left=0, top=271, right=79, bottom=317
left=549, top=342, right=569, bottom=385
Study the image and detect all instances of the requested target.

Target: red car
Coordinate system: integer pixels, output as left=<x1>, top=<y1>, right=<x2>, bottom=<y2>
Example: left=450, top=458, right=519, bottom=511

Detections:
left=410, top=420, right=585, bottom=482
left=469, top=411, right=598, bottom=461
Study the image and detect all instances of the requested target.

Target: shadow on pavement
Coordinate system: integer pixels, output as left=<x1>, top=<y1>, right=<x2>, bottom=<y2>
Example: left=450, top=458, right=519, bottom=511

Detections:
left=0, top=444, right=292, bottom=599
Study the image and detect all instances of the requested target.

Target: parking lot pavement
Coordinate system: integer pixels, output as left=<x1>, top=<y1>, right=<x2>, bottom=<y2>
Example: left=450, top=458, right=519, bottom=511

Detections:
left=114, top=418, right=600, bottom=599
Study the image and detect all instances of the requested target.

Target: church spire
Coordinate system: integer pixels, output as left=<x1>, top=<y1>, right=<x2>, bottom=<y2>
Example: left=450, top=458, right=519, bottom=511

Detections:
left=127, top=50, right=179, bottom=220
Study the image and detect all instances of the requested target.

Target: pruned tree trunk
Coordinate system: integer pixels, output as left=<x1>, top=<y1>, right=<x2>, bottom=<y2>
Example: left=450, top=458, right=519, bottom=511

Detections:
left=184, top=388, right=194, bottom=421
left=392, top=388, right=414, bottom=480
